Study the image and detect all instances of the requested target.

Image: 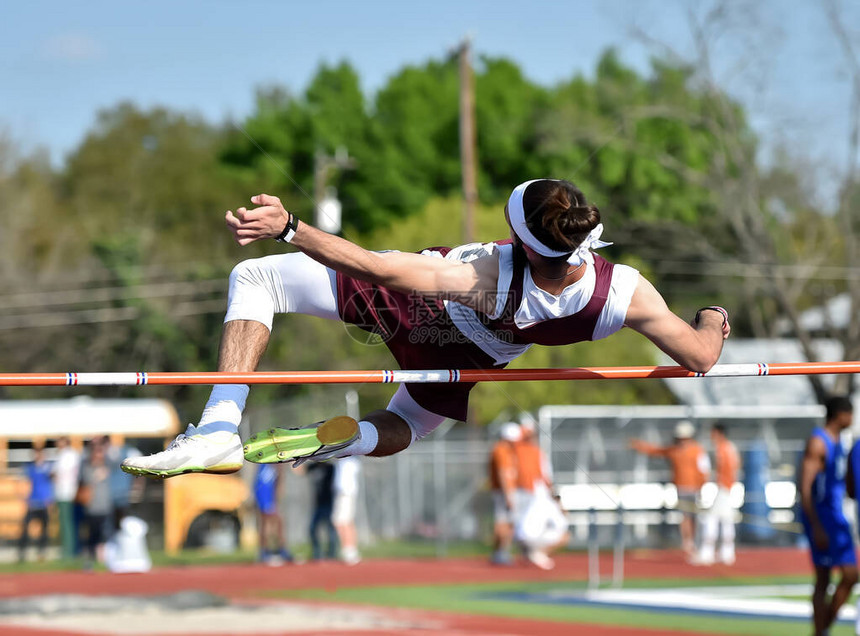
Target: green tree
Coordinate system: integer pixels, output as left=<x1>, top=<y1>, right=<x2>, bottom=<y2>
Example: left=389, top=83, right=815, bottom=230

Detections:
left=64, top=103, right=241, bottom=264
left=474, top=57, right=548, bottom=201
left=624, top=1, right=860, bottom=399
left=221, top=62, right=377, bottom=228
left=0, top=106, right=246, bottom=404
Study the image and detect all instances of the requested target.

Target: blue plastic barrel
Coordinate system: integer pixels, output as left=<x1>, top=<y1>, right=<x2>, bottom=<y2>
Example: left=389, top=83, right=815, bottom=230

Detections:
left=740, top=441, right=775, bottom=542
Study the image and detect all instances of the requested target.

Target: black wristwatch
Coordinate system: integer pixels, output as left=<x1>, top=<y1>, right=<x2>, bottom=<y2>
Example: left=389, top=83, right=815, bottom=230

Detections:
left=274, top=213, right=298, bottom=243
left=695, top=306, right=729, bottom=327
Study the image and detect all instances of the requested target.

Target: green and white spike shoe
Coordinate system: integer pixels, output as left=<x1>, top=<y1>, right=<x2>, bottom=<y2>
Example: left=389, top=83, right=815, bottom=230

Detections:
left=243, top=416, right=359, bottom=466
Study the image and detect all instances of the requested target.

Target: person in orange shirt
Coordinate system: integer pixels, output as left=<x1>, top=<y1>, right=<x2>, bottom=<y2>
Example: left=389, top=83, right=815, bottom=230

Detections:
left=630, top=421, right=709, bottom=559
left=489, top=422, right=520, bottom=565
left=514, top=419, right=553, bottom=496
left=514, top=419, right=567, bottom=570
left=697, top=423, right=741, bottom=565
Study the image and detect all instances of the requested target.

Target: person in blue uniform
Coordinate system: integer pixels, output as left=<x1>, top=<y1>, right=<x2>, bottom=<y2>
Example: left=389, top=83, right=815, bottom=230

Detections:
left=843, top=398, right=860, bottom=636
left=17, top=445, right=53, bottom=562
left=253, top=463, right=293, bottom=563
left=799, top=396, right=856, bottom=636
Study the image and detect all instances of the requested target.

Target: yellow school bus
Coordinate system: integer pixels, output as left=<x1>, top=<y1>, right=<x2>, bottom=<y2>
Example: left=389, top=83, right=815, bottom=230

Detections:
left=0, top=397, right=249, bottom=554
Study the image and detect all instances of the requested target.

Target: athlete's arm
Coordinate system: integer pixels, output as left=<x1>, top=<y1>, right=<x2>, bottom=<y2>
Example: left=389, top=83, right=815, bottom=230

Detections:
left=624, top=275, right=729, bottom=373
left=847, top=445, right=857, bottom=500
left=799, top=435, right=829, bottom=550
left=629, top=439, right=670, bottom=457
left=225, top=194, right=499, bottom=314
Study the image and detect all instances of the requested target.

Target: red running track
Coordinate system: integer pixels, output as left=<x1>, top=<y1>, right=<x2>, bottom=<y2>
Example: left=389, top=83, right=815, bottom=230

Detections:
left=0, top=548, right=812, bottom=636
left=0, top=548, right=812, bottom=598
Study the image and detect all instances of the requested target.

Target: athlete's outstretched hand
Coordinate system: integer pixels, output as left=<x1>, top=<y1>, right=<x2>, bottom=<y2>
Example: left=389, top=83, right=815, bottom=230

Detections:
left=225, top=194, right=290, bottom=246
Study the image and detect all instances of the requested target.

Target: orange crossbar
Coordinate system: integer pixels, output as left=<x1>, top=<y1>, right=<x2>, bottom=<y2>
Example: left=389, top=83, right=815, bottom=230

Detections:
left=0, top=361, right=857, bottom=386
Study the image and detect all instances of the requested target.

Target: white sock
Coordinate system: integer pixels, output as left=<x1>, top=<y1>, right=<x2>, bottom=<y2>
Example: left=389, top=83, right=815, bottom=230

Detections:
left=338, top=420, right=379, bottom=457
left=194, top=384, right=249, bottom=440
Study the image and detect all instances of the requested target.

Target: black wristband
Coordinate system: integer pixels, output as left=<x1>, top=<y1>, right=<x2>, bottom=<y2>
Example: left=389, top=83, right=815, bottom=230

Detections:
left=695, top=305, right=728, bottom=327
left=274, top=212, right=298, bottom=243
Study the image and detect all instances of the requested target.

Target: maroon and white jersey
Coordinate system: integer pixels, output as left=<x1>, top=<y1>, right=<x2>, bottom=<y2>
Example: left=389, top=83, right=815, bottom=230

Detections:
left=427, top=241, right=640, bottom=365
left=336, top=240, right=639, bottom=420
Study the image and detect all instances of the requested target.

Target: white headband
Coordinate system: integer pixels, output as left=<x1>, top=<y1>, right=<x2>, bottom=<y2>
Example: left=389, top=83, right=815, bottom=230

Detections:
left=507, top=179, right=612, bottom=265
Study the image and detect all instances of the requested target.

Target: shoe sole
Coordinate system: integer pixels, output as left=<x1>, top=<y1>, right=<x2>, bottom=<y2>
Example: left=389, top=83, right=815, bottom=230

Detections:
left=243, top=416, right=358, bottom=464
left=120, top=462, right=242, bottom=480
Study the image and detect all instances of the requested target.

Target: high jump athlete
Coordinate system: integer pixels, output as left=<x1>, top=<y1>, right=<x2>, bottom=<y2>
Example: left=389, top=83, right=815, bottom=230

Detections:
left=123, top=179, right=730, bottom=478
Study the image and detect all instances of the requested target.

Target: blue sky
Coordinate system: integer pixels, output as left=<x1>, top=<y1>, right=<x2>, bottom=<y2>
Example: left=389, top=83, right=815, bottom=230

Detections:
left=1, top=0, right=857, bottom=194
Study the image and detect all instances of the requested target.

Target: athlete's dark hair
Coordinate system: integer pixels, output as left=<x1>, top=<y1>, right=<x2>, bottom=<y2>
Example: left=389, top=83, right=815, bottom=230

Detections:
left=522, top=179, right=600, bottom=255
left=712, top=423, right=728, bottom=436
left=825, top=395, right=853, bottom=421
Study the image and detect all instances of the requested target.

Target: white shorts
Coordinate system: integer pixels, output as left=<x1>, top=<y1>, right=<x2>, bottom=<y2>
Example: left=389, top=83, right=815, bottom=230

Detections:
left=515, top=490, right=568, bottom=549
left=515, top=489, right=535, bottom=516
left=332, top=492, right=357, bottom=525
left=706, top=487, right=734, bottom=522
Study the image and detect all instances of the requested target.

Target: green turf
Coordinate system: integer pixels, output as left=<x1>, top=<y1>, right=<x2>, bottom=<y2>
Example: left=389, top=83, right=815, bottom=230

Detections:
left=1, top=540, right=490, bottom=573
left=272, top=577, right=853, bottom=636
left=0, top=548, right=260, bottom=573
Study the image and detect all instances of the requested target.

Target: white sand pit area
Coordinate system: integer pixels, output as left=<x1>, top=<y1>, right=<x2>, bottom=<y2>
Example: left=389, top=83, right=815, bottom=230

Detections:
left=0, top=591, right=427, bottom=634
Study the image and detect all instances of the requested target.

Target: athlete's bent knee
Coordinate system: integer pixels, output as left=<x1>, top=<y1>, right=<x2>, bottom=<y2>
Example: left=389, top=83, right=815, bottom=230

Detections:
left=363, top=409, right=412, bottom=456
left=225, top=258, right=284, bottom=329
left=385, top=386, right=446, bottom=445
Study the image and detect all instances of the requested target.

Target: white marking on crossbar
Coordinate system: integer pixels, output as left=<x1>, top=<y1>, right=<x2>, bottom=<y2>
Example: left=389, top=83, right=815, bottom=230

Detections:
left=390, top=370, right=455, bottom=383
left=73, top=373, right=142, bottom=386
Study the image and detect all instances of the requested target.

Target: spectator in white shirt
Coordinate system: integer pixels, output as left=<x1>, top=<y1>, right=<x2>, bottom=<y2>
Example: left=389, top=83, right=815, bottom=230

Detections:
left=332, top=457, right=361, bottom=565
left=53, top=436, right=81, bottom=559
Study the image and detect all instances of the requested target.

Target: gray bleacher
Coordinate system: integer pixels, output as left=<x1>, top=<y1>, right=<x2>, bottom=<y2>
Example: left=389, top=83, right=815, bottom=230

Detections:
left=537, top=404, right=825, bottom=548
left=539, top=338, right=859, bottom=549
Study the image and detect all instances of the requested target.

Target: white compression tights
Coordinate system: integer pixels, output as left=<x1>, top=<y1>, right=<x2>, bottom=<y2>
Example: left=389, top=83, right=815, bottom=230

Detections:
left=224, top=253, right=340, bottom=325
left=196, top=253, right=447, bottom=450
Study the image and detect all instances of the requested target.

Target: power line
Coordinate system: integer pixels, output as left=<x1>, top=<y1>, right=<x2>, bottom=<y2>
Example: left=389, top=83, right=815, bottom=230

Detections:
left=0, top=299, right=227, bottom=330
left=653, top=260, right=860, bottom=280
left=0, top=279, right=226, bottom=310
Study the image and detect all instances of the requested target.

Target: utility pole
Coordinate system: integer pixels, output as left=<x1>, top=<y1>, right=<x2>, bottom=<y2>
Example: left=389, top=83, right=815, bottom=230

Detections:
left=313, top=146, right=356, bottom=234
left=456, top=36, right=479, bottom=427
left=458, top=37, right=478, bottom=244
